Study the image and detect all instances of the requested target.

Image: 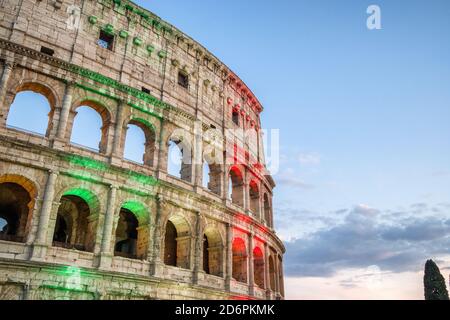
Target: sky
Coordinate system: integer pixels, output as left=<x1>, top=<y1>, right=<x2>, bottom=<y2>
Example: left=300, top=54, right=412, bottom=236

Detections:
left=6, top=0, right=450, bottom=299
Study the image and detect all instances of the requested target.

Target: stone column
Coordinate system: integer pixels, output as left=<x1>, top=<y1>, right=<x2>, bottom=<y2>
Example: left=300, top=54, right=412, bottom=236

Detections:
left=193, top=119, right=203, bottom=191
left=193, top=211, right=203, bottom=284
left=248, top=232, right=255, bottom=296
left=225, top=223, right=233, bottom=291
left=31, top=170, right=58, bottom=260
left=110, top=101, right=125, bottom=164
left=0, top=61, right=14, bottom=127
left=274, top=253, right=280, bottom=296
left=264, top=243, right=271, bottom=298
left=55, top=82, right=74, bottom=140
left=99, top=185, right=117, bottom=270
left=244, top=182, right=250, bottom=214
left=150, top=194, right=164, bottom=276
left=279, top=257, right=285, bottom=298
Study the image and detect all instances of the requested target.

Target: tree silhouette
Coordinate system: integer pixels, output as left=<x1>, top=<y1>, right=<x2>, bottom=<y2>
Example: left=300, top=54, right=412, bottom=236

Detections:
left=424, top=259, right=449, bottom=300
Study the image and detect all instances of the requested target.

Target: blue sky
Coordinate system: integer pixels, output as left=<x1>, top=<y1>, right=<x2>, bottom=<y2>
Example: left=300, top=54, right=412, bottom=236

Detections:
left=6, top=0, right=450, bottom=299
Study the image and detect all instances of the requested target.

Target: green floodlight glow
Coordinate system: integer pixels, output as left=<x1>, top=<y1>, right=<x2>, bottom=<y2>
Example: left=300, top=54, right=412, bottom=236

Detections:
left=65, top=155, right=108, bottom=171
left=128, top=170, right=158, bottom=186
left=63, top=188, right=99, bottom=209
left=122, top=201, right=148, bottom=220
left=66, top=171, right=102, bottom=184
left=54, top=266, right=84, bottom=291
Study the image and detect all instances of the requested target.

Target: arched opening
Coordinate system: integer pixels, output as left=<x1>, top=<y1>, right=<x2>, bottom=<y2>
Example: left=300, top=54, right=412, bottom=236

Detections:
left=163, top=216, right=191, bottom=269
left=253, top=247, right=265, bottom=288
left=232, top=237, right=248, bottom=283
left=0, top=179, right=36, bottom=243
left=203, top=227, right=223, bottom=276
left=114, top=208, right=139, bottom=259
left=278, top=256, right=284, bottom=296
left=203, top=160, right=222, bottom=196
left=164, top=220, right=177, bottom=266
left=229, top=167, right=244, bottom=207
left=232, top=110, right=240, bottom=126
left=168, top=138, right=192, bottom=182
left=123, top=124, right=146, bottom=164
left=269, top=255, right=276, bottom=291
left=69, top=101, right=110, bottom=153
left=123, top=119, right=156, bottom=166
left=203, top=235, right=209, bottom=274
left=263, top=193, right=271, bottom=226
left=52, top=193, right=98, bottom=252
left=6, top=90, right=52, bottom=136
left=249, top=180, right=260, bottom=215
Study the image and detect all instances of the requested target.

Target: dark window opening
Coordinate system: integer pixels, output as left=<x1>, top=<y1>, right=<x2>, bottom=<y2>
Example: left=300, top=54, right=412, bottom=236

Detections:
left=164, top=221, right=177, bottom=267
left=141, top=87, right=150, bottom=94
left=203, top=235, right=210, bottom=274
left=210, top=124, right=216, bottom=129
left=40, top=46, right=54, bottom=56
left=232, top=111, right=240, bottom=126
left=178, top=71, right=189, bottom=89
left=53, top=215, right=68, bottom=244
left=114, top=208, right=139, bottom=259
left=98, top=30, right=114, bottom=50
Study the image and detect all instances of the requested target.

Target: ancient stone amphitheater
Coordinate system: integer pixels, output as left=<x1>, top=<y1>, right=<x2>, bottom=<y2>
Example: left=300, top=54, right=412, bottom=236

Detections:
left=0, top=0, right=285, bottom=300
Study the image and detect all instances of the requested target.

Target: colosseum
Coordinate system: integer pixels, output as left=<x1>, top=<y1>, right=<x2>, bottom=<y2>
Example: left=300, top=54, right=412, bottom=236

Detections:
left=0, top=0, right=285, bottom=300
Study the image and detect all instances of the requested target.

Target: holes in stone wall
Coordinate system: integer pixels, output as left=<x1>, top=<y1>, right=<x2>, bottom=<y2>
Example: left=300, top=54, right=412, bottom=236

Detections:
left=98, top=30, right=114, bottom=50
left=178, top=71, right=189, bottom=89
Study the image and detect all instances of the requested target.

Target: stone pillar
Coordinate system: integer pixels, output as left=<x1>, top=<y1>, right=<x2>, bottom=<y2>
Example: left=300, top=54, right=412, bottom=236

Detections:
left=0, top=61, right=14, bottom=127
left=274, top=253, right=280, bottom=296
left=193, top=119, right=203, bottom=190
left=244, top=182, right=250, bottom=214
left=110, top=101, right=125, bottom=163
left=193, top=211, right=203, bottom=284
left=248, top=232, right=255, bottom=296
left=31, top=170, right=58, bottom=260
left=55, top=82, right=74, bottom=140
left=150, top=194, right=164, bottom=276
left=264, top=243, right=271, bottom=298
left=225, top=223, right=233, bottom=291
left=156, top=120, right=167, bottom=180
left=99, top=185, right=117, bottom=270
left=278, top=257, right=285, bottom=298
left=223, top=166, right=230, bottom=203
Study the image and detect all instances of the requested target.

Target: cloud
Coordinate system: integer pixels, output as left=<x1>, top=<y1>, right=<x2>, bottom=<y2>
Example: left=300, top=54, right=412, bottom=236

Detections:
left=298, top=152, right=321, bottom=165
left=276, top=176, right=314, bottom=190
left=275, top=168, right=314, bottom=190
left=283, top=204, right=450, bottom=278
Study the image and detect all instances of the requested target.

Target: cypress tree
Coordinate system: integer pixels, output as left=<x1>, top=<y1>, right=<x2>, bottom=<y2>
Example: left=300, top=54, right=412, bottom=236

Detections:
left=424, top=259, right=449, bottom=300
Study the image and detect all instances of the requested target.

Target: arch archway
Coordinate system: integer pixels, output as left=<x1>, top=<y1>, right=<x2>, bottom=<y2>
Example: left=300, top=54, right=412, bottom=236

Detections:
left=69, top=100, right=111, bottom=153
left=52, top=188, right=100, bottom=252
left=203, top=227, right=223, bottom=276
left=0, top=175, right=37, bottom=243
left=167, top=132, right=192, bottom=182
left=202, top=152, right=222, bottom=195
left=263, top=193, right=271, bottom=226
left=123, top=119, right=156, bottom=166
left=232, top=237, right=248, bottom=283
left=269, top=255, right=276, bottom=291
left=249, top=180, right=260, bottom=215
left=114, top=201, right=149, bottom=260
left=253, top=246, right=265, bottom=288
left=229, top=166, right=244, bottom=208
left=6, top=82, right=56, bottom=136
left=163, top=215, right=191, bottom=269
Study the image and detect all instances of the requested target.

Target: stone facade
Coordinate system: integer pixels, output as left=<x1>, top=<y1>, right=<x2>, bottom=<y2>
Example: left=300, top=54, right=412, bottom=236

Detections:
left=0, top=0, right=285, bottom=300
